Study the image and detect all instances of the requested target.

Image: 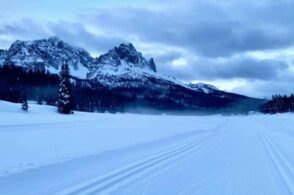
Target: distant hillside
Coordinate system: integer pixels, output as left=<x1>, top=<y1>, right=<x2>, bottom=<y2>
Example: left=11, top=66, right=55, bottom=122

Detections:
left=0, top=37, right=265, bottom=113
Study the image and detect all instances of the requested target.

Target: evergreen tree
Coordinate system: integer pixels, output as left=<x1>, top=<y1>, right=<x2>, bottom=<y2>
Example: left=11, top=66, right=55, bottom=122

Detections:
left=262, top=94, right=294, bottom=114
left=58, top=64, right=72, bottom=114
left=21, top=96, right=29, bottom=112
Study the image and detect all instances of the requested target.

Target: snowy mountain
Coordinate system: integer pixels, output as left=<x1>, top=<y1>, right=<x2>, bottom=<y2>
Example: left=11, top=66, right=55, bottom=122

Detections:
left=0, top=37, right=94, bottom=78
left=88, top=43, right=159, bottom=87
left=0, top=37, right=263, bottom=113
left=188, top=83, right=219, bottom=94
left=0, top=37, right=213, bottom=91
left=93, top=43, right=156, bottom=73
left=0, top=37, right=156, bottom=81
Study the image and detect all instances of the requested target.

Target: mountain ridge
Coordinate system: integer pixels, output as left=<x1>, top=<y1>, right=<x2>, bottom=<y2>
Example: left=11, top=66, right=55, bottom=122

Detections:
left=0, top=37, right=157, bottom=79
left=0, top=37, right=221, bottom=93
left=0, top=37, right=264, bottom=113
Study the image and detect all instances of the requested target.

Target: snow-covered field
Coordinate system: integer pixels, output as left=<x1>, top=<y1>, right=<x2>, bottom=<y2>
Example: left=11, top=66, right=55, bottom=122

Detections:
left=0, top=101, right=294, bottom=195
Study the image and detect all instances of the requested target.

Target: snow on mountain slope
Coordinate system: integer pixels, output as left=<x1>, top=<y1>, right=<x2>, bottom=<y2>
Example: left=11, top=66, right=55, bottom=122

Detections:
left=86, top=43, right=161, bottom=87
left=0, top=37, right=264, bottom=113
left=0, top=37, right=221, bottom=93
left=0, top=101, right=294, bottom=194
left=0, top=37, right=94, bottom=79
left=188, top=82, right=219, bottom=94
left=92, top=43, right=156, bottom=74
left=0, top=38, right=156, bottom=81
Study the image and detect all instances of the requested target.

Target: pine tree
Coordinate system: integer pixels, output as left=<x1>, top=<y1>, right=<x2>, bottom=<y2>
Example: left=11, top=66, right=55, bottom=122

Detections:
left=58, top=64, right=72, bottom=114
left=21, top=96, right=29, bottom=112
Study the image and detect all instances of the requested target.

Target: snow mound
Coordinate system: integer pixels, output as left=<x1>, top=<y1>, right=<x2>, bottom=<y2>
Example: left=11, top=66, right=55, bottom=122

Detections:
left=188, top=82, right=219, bottom=93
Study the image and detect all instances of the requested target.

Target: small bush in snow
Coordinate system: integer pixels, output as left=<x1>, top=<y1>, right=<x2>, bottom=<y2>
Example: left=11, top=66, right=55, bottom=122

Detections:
left=21, top=96, right=29, bottom=112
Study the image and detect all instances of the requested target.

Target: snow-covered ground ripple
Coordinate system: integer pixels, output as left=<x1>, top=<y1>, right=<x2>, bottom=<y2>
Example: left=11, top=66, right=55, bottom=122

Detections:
left=0, top=101, right=294, bottom=195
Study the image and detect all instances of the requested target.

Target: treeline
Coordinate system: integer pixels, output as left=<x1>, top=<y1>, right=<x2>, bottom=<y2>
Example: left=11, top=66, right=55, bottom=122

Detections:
left=0, top=64, right=263, bottom=114
left=0, top=65, right=129, bottom=113
left=0, top=65, right=59, bottom=104
left=0, top=65, right=184, bottom=113
left=262, top=94, right=294, bottom=114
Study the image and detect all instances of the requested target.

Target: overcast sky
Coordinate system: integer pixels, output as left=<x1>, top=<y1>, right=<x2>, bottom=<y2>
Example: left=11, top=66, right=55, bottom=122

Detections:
left=0, top=0, right=294, bottom=98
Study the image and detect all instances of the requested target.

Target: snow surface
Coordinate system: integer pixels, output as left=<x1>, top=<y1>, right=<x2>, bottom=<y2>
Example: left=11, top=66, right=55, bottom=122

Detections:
left=0, top=101, right=294, bottom=194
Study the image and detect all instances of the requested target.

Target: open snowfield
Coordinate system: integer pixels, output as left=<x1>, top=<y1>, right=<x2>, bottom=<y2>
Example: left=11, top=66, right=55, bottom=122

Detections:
left=0, top=101, right=294, bottom=195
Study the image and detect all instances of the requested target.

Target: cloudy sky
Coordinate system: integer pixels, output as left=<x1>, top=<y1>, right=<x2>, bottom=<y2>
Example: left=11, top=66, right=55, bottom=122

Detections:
left=0, top=0, right=294, bottom=98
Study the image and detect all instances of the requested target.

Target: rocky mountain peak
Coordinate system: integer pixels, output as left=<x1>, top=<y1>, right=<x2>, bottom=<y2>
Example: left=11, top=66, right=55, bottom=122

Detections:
left=96, top=43, right=157, bottom=72
left=0, top=49, right=5, bottom=55
left=0, top=49, right=5, bottom=64
left=0, top=38, right=158, bottom=78
left=1, top=37, right=94, bottom=77
left=114, top=43, right=138, bottom=61
left=115, top=43, right=142, bottom=65
left=149, top=58, right=156, bottom=72
left=47, top=36, right=61, bottom=43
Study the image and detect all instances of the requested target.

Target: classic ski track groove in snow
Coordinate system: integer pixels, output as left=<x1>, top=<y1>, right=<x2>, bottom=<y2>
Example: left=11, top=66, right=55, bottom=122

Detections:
left=260, top=132, right=294, bottom=194
left=3, top=102, right=294, bottom=195
left=25, top=130, right=212, bottom=195
left=178, top=166, right=239, bottom=195
left=56, top=133, right=216, bottom=195
left=0, top=120, right=110, bottom=131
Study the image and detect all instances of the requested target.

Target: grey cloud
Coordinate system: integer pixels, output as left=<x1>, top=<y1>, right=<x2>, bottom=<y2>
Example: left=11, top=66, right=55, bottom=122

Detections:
left=0, top=0, right=294, bottom=98
left=199, top=58, right=288, bottom=80
left=0, top=19, right=49, bottom=40
left=47, top=21, right=125, bottom=54
left=155, top=55, right=289, bottom=81
left=2, top=0, right=294, bottom=58
left=155, top=51, right=183, bottom=67
left=234, top=80, right=294, bottom=98
left=0, top=19, right=125, bottom=54
left=83, top=1, right=294, bottom=58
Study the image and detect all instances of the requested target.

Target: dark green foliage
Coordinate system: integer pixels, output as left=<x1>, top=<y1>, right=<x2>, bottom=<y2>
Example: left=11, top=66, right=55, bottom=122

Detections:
left=0, top=65, right=59, bottom=103
left=262, top=94, right=294, bottom=114
left=0, top=64, right=262, bottom=114
left=0, top=65, right=128, bottom=113
left=21, top=96, right=29, bottom=111
left=58, top=64, right=72, bottom=114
